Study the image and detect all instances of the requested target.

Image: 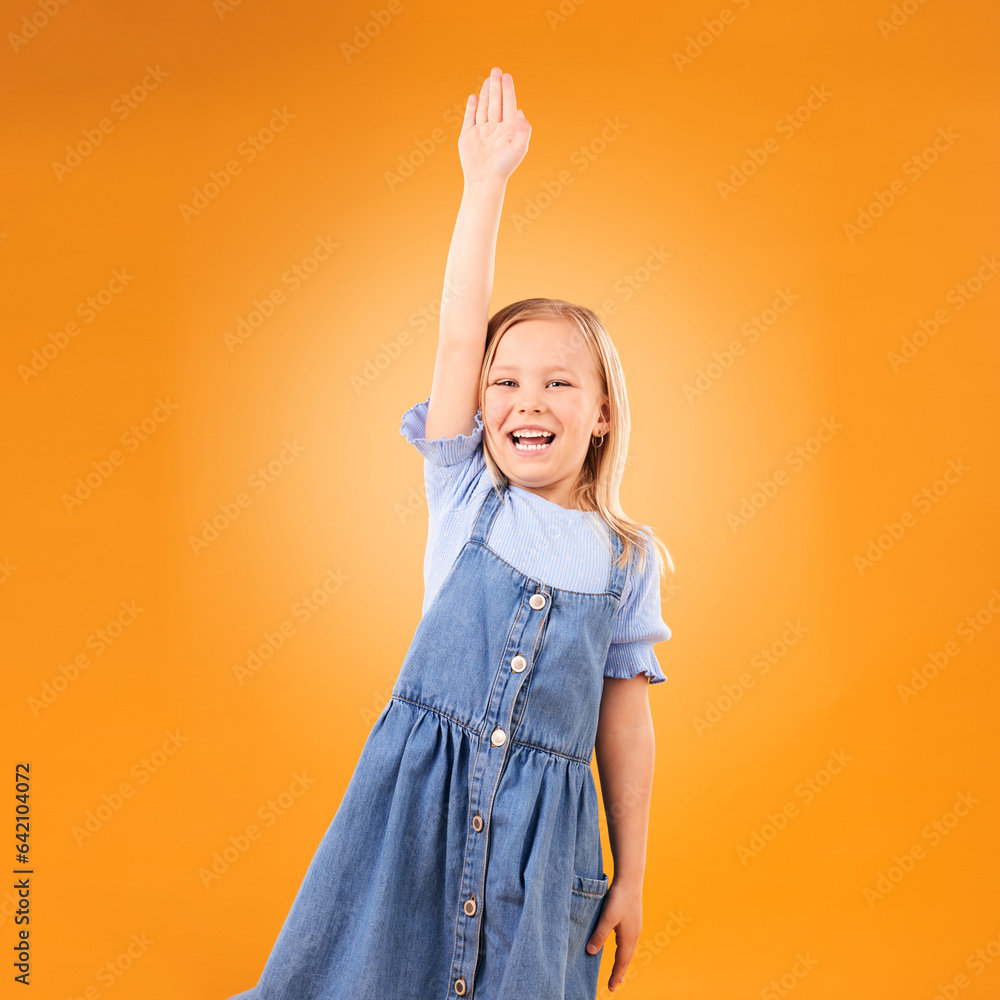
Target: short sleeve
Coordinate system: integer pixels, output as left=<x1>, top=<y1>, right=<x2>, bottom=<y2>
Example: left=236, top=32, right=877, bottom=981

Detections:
left=399, top=395, right=488, bottom=512
left=604, top=529, right=671, bottom=685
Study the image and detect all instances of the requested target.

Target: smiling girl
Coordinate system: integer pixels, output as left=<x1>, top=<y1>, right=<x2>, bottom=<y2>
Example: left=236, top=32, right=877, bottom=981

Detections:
left=228, top=66, right=674, bottom=1000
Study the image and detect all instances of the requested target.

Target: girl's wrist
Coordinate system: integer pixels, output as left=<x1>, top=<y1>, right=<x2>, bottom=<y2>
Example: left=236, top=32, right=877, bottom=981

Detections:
left=610, top=868, right=645, bottom=891
left=463, top=173, right=508, bottom=196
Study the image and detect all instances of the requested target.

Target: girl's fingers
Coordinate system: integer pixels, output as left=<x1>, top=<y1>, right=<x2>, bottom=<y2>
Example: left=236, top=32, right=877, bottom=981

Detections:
left=470, top=67, right=521, bottom=127
left=487, top=66, right=502, bottom=122
left=475, top=73, right=491, bottom=126
left=462, top=92, right=477, bottom=132
left=502, top=71, right=517, bottom=115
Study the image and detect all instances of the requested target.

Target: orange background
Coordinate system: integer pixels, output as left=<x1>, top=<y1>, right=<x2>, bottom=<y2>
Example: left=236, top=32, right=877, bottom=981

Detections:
left=3, top=0, right=999, bottom=997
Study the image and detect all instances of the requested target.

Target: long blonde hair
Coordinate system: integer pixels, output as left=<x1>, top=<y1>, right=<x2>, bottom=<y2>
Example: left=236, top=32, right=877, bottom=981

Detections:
left=476, top=297, right=675, bottom=579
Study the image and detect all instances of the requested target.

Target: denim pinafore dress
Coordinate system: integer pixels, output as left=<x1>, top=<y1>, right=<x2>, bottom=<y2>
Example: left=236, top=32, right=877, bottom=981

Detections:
left=232, top=478, right=628, bottom=1000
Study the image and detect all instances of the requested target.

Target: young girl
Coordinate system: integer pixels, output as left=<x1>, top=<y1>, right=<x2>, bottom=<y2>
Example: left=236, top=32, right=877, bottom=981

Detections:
left=228, top=67, right=673, bottom=1000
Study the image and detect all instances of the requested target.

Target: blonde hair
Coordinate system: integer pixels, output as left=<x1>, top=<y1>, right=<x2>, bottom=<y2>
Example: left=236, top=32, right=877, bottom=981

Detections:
left=476, top=297, right=675, bottom=580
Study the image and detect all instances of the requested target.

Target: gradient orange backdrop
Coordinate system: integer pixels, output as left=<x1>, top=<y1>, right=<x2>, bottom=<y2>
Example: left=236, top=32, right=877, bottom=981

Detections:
left=3, top=0, right=999, bottom=997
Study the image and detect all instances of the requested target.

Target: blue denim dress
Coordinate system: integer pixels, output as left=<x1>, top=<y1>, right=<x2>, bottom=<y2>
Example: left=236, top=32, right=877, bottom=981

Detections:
left=228, top=478, right=629, bottom=1000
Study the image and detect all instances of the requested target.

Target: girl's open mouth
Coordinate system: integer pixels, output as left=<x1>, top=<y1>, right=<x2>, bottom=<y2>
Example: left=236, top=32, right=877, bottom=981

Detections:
left=508, top=430, right=555, bottom=454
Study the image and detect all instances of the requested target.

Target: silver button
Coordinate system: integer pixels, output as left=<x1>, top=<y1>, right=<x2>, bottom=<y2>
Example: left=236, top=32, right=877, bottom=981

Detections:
left=529, top=593, right=546, bottom=610
left=491, top=726, right=506, bottom=747
left=472, top=813, right=483, bottom=831
left=455, top=977, right=467, bottom=996
left=463, top=894, right=477, bottom=916
left=511, top=654, right=527, bottom=672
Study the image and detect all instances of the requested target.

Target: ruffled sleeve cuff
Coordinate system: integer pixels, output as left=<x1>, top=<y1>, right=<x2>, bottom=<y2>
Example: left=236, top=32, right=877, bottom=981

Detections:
left=603, top=528, right=671, bottom=684
left=604, top=640, right=669, bottom=684
left=400, top=395, right=484, bottom=467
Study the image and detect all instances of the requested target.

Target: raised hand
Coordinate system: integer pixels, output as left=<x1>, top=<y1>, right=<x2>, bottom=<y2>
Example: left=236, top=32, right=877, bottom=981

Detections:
left=458, top=67, right=531, bottom=185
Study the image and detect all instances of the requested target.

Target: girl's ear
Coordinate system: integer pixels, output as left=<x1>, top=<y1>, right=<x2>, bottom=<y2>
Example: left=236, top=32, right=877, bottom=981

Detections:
left=599, top=397, right=612, bottom=434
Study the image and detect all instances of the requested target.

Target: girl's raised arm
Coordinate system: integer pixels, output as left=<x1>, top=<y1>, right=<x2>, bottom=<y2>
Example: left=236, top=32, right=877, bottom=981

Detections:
left=424, top=67, right=531, bottom=441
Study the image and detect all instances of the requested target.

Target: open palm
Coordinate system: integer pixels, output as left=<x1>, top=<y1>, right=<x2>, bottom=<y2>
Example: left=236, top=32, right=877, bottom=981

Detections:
left=459, top=67, right=531, bottom=184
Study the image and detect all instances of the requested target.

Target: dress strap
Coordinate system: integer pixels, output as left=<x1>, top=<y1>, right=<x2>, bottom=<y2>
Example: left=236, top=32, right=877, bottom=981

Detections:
left=469, top=481, right=507, bottom=546
left=607, top=528, right=628, bottom=598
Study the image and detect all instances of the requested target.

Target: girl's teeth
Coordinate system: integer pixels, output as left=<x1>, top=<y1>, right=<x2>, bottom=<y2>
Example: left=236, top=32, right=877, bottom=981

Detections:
left=512, top=433, right=553, bottom=451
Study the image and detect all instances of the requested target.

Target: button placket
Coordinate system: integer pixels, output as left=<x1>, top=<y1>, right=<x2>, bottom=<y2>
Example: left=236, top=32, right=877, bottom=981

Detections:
left=450, top=581, right=551, bottom=996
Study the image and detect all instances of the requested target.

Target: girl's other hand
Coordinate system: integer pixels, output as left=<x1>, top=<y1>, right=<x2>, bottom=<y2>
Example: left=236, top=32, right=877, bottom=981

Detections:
left=459, top=66, right=531, bottom=185
left=586, top=877, right=642, bottom=993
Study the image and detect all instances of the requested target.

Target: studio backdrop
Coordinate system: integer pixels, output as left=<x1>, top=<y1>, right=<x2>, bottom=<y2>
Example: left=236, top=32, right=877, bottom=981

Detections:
left=3, top=0, right=998, bottom=998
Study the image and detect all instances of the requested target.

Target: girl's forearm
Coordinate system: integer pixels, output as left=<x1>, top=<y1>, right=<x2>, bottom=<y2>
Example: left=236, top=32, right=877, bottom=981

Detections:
left=439, top=176, right=507, bottom=351
left=595, top=707, right=656, bottom=888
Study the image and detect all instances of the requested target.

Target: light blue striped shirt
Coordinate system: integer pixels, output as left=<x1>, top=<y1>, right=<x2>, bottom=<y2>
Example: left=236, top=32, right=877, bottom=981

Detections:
left=400, top=396, right=670, bottom=684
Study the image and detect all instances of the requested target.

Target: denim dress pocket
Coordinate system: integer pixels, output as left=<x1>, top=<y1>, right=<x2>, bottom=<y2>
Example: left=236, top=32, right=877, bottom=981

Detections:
left=572, top=870, right=610, bottom=899
left=566, top=870, right=610, bottom=997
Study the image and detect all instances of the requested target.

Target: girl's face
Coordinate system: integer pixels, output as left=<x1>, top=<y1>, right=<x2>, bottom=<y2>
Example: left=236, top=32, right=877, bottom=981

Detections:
left=483, top=318, right=610, bottom=509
